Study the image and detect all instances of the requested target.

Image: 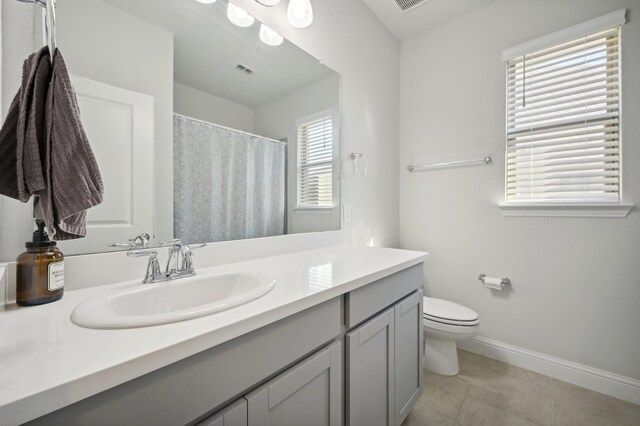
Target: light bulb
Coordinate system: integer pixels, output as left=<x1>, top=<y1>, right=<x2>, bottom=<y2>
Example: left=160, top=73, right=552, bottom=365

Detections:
left=227, top=3, right=255, bottom=27
left=259, top=24, right=284, bottom=46
left=195, top=0, right=216, bottom=4
left=287, top=0, right=313, bottom=29
left=256, top=0, right=280, bottom=6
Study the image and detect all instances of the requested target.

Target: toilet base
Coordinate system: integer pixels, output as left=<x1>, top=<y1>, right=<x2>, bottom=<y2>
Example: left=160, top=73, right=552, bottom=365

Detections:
left=424, top=337, right=460, bottom=376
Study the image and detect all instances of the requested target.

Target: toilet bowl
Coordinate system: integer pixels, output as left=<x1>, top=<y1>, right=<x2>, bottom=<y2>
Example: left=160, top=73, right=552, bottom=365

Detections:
left=423, top=296, right=479, bottom=376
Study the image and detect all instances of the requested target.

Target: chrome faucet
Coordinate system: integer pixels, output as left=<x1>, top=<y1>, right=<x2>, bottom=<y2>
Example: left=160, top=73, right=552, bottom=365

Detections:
left=109, top=233, right=151, bottom=250
left=127, top=239, right=206, bottom=283
left=162, top=239, right=196, bottom=279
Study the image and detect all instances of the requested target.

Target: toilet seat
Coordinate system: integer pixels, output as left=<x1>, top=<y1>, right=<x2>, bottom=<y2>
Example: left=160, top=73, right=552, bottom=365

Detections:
left=423, top=314, right=479, bottom=327
left=422, top=296, right=479, bottom=376
left=423, top=297, right=479, bottom=327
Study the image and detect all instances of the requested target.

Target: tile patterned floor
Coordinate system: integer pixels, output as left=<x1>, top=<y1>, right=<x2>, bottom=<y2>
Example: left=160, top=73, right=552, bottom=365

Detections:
left=402, top=349, right=640, bottom=426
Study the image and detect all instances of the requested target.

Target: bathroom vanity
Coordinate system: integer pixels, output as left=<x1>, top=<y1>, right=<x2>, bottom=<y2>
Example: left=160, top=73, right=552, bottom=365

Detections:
left=0, top=245, right=427, bottom=426
left=0, top=2, right=424, bottom=421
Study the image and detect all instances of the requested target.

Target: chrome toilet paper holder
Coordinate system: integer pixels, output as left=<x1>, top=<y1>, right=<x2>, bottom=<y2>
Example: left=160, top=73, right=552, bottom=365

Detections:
left=478, top=274, right=511, bottom=287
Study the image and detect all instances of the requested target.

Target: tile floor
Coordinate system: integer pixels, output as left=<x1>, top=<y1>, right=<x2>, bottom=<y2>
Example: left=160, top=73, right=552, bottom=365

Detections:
left=403, top=349, right=640, bottom=426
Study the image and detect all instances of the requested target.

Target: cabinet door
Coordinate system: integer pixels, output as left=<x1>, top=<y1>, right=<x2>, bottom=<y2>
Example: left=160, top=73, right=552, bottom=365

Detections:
left=394, top=290, right=424, bottom=425
left=246, top=341, right=342, bottom=426
left=346, top=308, right=395, bottom=426
left=197, top=399, right=247, bottom=426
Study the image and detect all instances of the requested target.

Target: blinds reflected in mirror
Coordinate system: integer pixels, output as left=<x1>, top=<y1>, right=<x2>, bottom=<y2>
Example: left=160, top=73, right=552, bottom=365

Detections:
left=297, top=113, right=334, bottom=208
left=505, top=27, right=621, bottom=203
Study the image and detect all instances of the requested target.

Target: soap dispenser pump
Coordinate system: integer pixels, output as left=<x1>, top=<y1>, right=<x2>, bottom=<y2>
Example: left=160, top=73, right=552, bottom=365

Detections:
left=16, top=220, right=64, bottom=306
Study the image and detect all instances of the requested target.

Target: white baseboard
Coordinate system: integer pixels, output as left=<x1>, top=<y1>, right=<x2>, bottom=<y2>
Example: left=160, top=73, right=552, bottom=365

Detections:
left=458, top=336, right=640, bottom=405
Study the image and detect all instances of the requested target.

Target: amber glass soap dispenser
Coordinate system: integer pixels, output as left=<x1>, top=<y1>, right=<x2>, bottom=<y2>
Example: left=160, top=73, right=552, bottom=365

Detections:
left=16, top=220, right=64, bottom=306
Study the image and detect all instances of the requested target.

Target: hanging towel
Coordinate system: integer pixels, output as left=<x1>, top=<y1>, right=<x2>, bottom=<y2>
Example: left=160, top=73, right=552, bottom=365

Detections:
left=41, top=49, right=104, bottom=240
left=0, top=47, right=103, bottom=240
left=0, top=46, right=50, bottom=201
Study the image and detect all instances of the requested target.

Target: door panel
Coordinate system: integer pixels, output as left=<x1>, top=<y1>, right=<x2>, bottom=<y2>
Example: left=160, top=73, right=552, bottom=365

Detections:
left=346, top=308, right=394, bottom=426
left=246, top=341, right=341, bottom=426
left=394, top=290, right=424, bottom=425
left=59, top=75, right=154, bottom=254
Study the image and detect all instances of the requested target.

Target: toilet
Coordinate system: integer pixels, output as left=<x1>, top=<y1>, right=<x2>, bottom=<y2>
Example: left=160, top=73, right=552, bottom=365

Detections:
left=423, top=297, right=479, bottom=376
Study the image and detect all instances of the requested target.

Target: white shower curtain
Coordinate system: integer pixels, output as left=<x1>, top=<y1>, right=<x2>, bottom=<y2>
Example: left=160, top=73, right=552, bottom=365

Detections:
left=173, top=115, right=286, bottom=244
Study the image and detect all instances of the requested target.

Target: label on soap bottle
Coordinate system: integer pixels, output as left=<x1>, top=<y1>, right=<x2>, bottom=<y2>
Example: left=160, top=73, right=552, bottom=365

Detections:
left=48, top=261, right=64, bottom=291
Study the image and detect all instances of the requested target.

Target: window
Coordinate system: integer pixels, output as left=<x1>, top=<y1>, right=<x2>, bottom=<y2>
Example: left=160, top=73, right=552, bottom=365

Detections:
left=505, top=23, right=622, bottom=205
left=296, top=112, right=334, bottom=208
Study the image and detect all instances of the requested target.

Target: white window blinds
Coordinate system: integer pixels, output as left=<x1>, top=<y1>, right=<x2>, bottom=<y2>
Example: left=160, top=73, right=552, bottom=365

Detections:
left=297, top=114, right=333, bottom=208
left=505, top=27, right=622, bottom=204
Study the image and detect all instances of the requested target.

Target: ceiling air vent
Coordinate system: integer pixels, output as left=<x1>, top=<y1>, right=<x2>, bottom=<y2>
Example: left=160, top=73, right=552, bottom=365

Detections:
left=393, top=0, right=429, bottom=13
left=235, top=64, right=254, bottom=74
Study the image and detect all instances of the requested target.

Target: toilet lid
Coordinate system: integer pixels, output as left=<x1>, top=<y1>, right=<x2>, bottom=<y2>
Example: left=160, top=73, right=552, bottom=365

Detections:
left=423, top=297, right=478, bottom=323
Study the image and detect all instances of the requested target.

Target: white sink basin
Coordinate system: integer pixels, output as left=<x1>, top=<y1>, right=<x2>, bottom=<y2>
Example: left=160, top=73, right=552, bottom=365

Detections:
left=71, top=272, right=276, bottom=329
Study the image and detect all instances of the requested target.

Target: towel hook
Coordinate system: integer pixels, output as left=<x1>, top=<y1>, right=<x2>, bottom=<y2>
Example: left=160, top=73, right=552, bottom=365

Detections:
left=350, top=152, right=368, bottom=177
left=16, top=0, right=57, bottom=64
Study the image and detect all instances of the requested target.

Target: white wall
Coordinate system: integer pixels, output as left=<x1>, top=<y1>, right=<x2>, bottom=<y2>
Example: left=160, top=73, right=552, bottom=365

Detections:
left=233, top=0, right=400, bottom=247
left=399, top=0, right=640, bottom=381
left=174, top=82, right=254, bottom=133
left=254, top=73, right=341, bottom=234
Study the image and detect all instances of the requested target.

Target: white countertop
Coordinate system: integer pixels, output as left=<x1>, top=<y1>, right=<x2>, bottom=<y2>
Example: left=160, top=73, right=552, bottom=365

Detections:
left=0, top=245, right=427, bottom=425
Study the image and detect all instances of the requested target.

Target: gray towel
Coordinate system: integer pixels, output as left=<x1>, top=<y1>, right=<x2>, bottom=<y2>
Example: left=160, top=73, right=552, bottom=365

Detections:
left=0, top=47, right=103, bottom=240
left=0, top=47, right=50, bottom=202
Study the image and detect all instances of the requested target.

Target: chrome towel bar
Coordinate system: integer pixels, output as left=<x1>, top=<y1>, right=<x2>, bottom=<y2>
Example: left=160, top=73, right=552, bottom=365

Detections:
left=407, top=156, right=492, bottom=173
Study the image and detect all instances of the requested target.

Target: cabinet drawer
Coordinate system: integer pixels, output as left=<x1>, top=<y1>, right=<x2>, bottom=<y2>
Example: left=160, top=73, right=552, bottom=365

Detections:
left=345, top=264, right=423, bottom=329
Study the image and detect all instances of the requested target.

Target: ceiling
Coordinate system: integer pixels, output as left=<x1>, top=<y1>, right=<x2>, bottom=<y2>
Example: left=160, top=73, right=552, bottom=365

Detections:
left=102, top=0, right=332, bottom=108
left=362, top=0, right=495, bottom=40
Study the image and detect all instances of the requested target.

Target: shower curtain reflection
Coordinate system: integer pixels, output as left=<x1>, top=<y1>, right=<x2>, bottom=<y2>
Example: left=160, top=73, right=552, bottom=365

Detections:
left=173, top=115, right=286, bottom=244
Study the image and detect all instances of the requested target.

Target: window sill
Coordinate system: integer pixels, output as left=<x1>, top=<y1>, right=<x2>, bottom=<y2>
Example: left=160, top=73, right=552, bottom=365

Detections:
left=498, top=203, right=634, bottom=218
left=293, top=207, right=335, bottom=215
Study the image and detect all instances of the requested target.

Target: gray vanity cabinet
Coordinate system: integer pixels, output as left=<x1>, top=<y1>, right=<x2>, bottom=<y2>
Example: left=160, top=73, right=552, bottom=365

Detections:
left=22, top=265, right=424, bottom=426
left=346, top=287, right=424, bottom=426
left=246, top=341, right=342, bottom=426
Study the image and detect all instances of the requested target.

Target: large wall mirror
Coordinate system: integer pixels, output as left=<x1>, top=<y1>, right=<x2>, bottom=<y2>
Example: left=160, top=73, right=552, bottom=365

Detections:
left=37, top=0, right=341, bottom=255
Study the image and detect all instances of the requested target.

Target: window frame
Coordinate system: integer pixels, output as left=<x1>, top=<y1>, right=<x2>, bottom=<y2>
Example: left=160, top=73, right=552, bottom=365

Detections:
left=294, top=109, right=337, bottom=211
left=498, top=9, right=633, bottom=218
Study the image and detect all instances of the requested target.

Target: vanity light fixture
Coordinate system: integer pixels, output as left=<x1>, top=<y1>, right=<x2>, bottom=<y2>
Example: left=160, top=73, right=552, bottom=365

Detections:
left=195, top=0, right=217, bottom=4
left=227, top=2, right=255, bottom=27
left=287, top=0, right=313, bottom=28
left=259, top=24, right=284, bottom=46
left=256, top=0, right=281, bottom=6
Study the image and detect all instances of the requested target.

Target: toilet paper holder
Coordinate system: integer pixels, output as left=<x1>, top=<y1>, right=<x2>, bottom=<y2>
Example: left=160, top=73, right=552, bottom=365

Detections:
left=477, top=274, right=511, bottom=287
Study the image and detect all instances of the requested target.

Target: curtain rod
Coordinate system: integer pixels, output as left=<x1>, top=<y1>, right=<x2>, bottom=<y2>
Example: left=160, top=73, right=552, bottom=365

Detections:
left=173, top=113, right=286, bottom=145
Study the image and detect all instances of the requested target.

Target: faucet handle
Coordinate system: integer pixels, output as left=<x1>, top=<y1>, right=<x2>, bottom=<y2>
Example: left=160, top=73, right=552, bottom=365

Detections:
left=132, top=233, right=151, bottom=249
left=110, top=233, right=151, bottom=249
left=127, top=249, right=163, bottom=283
left=160, top=239, right=181, bottom=247
left=144, top=256, right=162, bottom=284
left=127, top=248, right=158, bottom=257
left=108, top=242, right=135, bottom=248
